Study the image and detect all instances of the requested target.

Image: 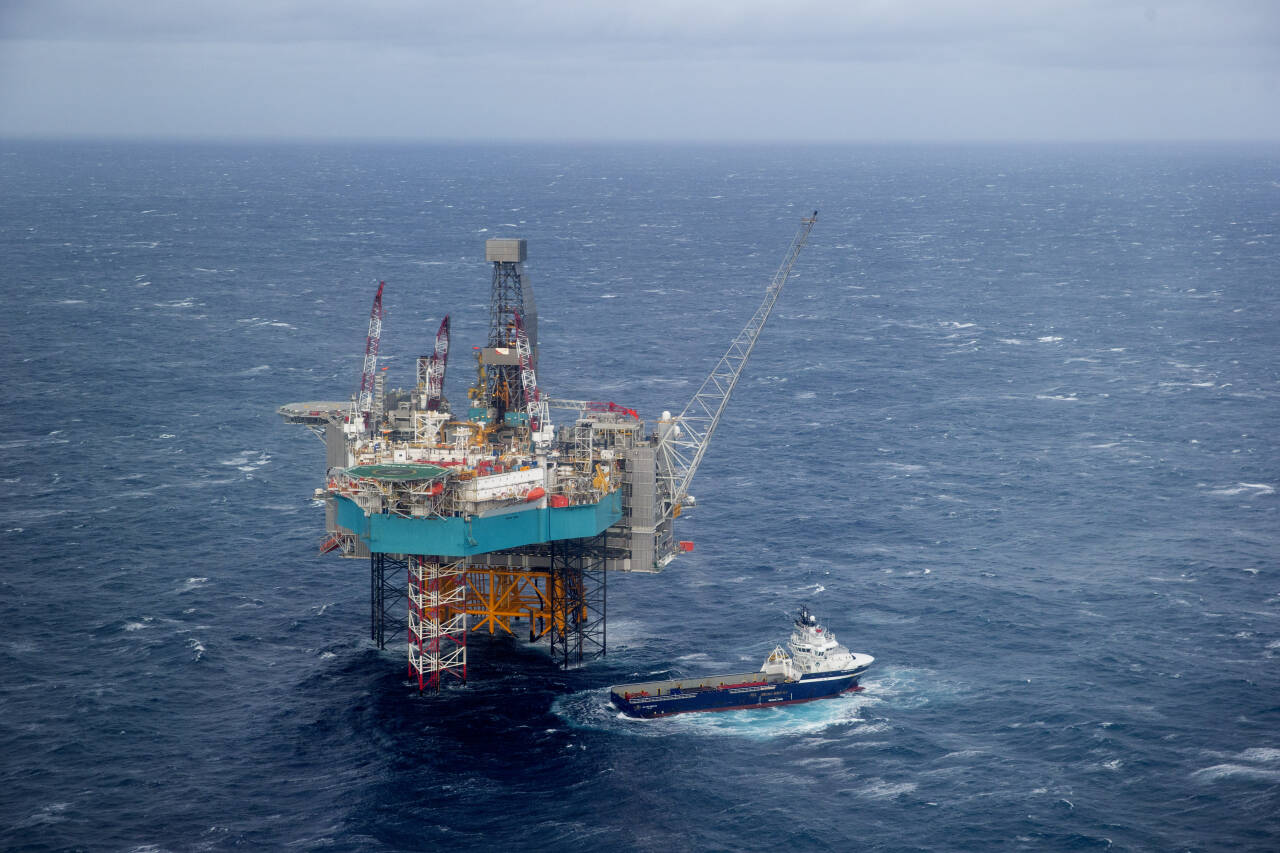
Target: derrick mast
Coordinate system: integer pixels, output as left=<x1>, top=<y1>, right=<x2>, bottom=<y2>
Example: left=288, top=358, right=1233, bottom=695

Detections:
left=472, top=238, right=537, bottom=424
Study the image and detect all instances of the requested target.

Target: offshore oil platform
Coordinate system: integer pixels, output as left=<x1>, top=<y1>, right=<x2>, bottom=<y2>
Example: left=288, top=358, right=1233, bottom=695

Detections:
left=279, top=213, right=817, bottom=690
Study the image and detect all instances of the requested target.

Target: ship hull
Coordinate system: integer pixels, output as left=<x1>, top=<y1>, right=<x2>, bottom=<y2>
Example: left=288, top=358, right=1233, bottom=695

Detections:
left=611, top=669, right=868, bottom=719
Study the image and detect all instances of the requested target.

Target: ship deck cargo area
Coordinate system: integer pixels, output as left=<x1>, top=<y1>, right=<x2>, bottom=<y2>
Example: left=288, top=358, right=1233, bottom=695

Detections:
left=610, top=670, right=784, bottom=700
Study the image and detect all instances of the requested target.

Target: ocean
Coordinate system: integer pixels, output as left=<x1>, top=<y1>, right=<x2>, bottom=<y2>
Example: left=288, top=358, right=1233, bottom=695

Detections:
left=1, top=140, right=1277, bottom=851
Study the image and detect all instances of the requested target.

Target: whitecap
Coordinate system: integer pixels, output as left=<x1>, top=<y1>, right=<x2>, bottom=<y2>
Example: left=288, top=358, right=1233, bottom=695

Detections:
left=1193, top=764, right=1280, bottom=783
left=1038, top=335, right=1063, bottom=342
left=222, top=451, right=271, bottom=472
left=13, top=801, right=70, bottom=829
left=1236, top=747, right=1280, bottom=763
left=794, top=756, right=843, bottom=769
left=939, top=749, right=987, bottom=760
left=1207, top=482, right=1274, bottom=496
left=856, top=779, right=918, bottom=799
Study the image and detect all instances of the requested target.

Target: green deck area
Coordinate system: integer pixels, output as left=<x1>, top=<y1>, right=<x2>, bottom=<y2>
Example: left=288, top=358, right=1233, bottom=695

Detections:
left=345, top=463, right=451, bottom=482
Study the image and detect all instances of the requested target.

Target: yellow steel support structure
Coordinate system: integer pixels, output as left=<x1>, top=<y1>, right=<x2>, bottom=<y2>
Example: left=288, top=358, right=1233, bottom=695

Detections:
left=464, top=567, right=552, bottom=640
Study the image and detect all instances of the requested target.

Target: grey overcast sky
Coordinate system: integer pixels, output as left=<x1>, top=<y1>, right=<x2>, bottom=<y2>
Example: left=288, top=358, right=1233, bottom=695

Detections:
left=1, top=0, right=1277, bottom=142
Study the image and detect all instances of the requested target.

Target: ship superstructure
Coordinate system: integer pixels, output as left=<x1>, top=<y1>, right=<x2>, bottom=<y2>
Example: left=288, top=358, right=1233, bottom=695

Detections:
left=280, top=214, right=817, bottom=690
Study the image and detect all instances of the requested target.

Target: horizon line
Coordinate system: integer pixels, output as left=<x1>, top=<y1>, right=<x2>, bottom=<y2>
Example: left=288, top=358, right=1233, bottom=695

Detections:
left=2, top=133, right=1278, bottom=147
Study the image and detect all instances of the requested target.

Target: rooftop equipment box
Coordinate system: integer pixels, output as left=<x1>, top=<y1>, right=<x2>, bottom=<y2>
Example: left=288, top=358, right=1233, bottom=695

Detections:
left=485, top=238, right=527, bottom=263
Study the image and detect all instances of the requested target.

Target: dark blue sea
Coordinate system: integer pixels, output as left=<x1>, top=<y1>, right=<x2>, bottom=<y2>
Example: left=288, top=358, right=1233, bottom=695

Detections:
left=1, top=140, right=1277, bottom=851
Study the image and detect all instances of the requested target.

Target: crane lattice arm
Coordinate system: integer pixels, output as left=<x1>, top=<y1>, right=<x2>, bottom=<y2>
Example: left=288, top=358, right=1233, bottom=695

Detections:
left=514, top=312, right=552, bottom=452
left=417, top=315, right=451, bottom=410
left=655, top=211, right=817, bottom=516
left=354, top=281, right=386, bottom=431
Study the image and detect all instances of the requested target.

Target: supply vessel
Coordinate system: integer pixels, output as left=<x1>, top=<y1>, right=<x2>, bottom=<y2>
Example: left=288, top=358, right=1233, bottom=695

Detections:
left=610, top=608, right=873, bottom=718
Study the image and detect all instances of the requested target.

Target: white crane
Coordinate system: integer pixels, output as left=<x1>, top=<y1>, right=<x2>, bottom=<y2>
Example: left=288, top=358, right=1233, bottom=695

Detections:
left=654, top=211, right=818, bottom=521
left=514, top=312, right=552, bottom=452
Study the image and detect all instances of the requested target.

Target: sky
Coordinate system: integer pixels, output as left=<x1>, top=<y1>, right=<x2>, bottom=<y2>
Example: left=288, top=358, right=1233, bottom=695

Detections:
left=0, top=0, right=1277, bottom=142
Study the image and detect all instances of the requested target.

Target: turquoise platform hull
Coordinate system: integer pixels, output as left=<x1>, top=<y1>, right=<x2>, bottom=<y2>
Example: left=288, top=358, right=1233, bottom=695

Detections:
left=333, top=491, right=622, bottom=556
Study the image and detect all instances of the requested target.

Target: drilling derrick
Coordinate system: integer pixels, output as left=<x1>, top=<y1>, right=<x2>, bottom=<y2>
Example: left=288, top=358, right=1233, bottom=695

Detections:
left=279, top=216, right=816, bottom=690
left=474, top=238, right=537, bottom=424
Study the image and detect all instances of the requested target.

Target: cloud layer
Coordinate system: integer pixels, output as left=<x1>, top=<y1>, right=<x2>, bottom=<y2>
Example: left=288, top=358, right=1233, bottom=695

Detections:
left=2, top=1, right=1277, bottom=140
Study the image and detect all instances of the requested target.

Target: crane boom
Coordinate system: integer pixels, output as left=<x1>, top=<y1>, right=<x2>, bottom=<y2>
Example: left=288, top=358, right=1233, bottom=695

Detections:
left=417, top=315, right=451, bottom=410
left=655, top=212, right=817, bottom=517
left=514, top=312, right=552, bottom=451
left=354, top=281, right=386, bottom=431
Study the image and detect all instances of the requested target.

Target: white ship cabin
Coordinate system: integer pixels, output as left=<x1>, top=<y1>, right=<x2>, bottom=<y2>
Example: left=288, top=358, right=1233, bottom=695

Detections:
left=770, top=608, right=860, bottom=676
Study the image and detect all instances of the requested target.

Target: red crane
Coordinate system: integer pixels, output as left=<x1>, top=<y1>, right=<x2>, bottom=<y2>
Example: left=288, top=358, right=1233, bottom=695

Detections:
left=418, top=315, right=451, bottom=411
left=354, top=281, right=386, bottom=431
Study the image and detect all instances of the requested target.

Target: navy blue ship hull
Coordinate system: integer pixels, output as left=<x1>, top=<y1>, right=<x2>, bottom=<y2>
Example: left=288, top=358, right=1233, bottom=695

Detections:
left=611, top=670, right=867, bottom=719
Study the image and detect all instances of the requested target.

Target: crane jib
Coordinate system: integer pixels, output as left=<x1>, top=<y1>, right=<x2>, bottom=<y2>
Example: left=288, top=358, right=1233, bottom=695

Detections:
left=655, top=212, right=818, bottom=518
